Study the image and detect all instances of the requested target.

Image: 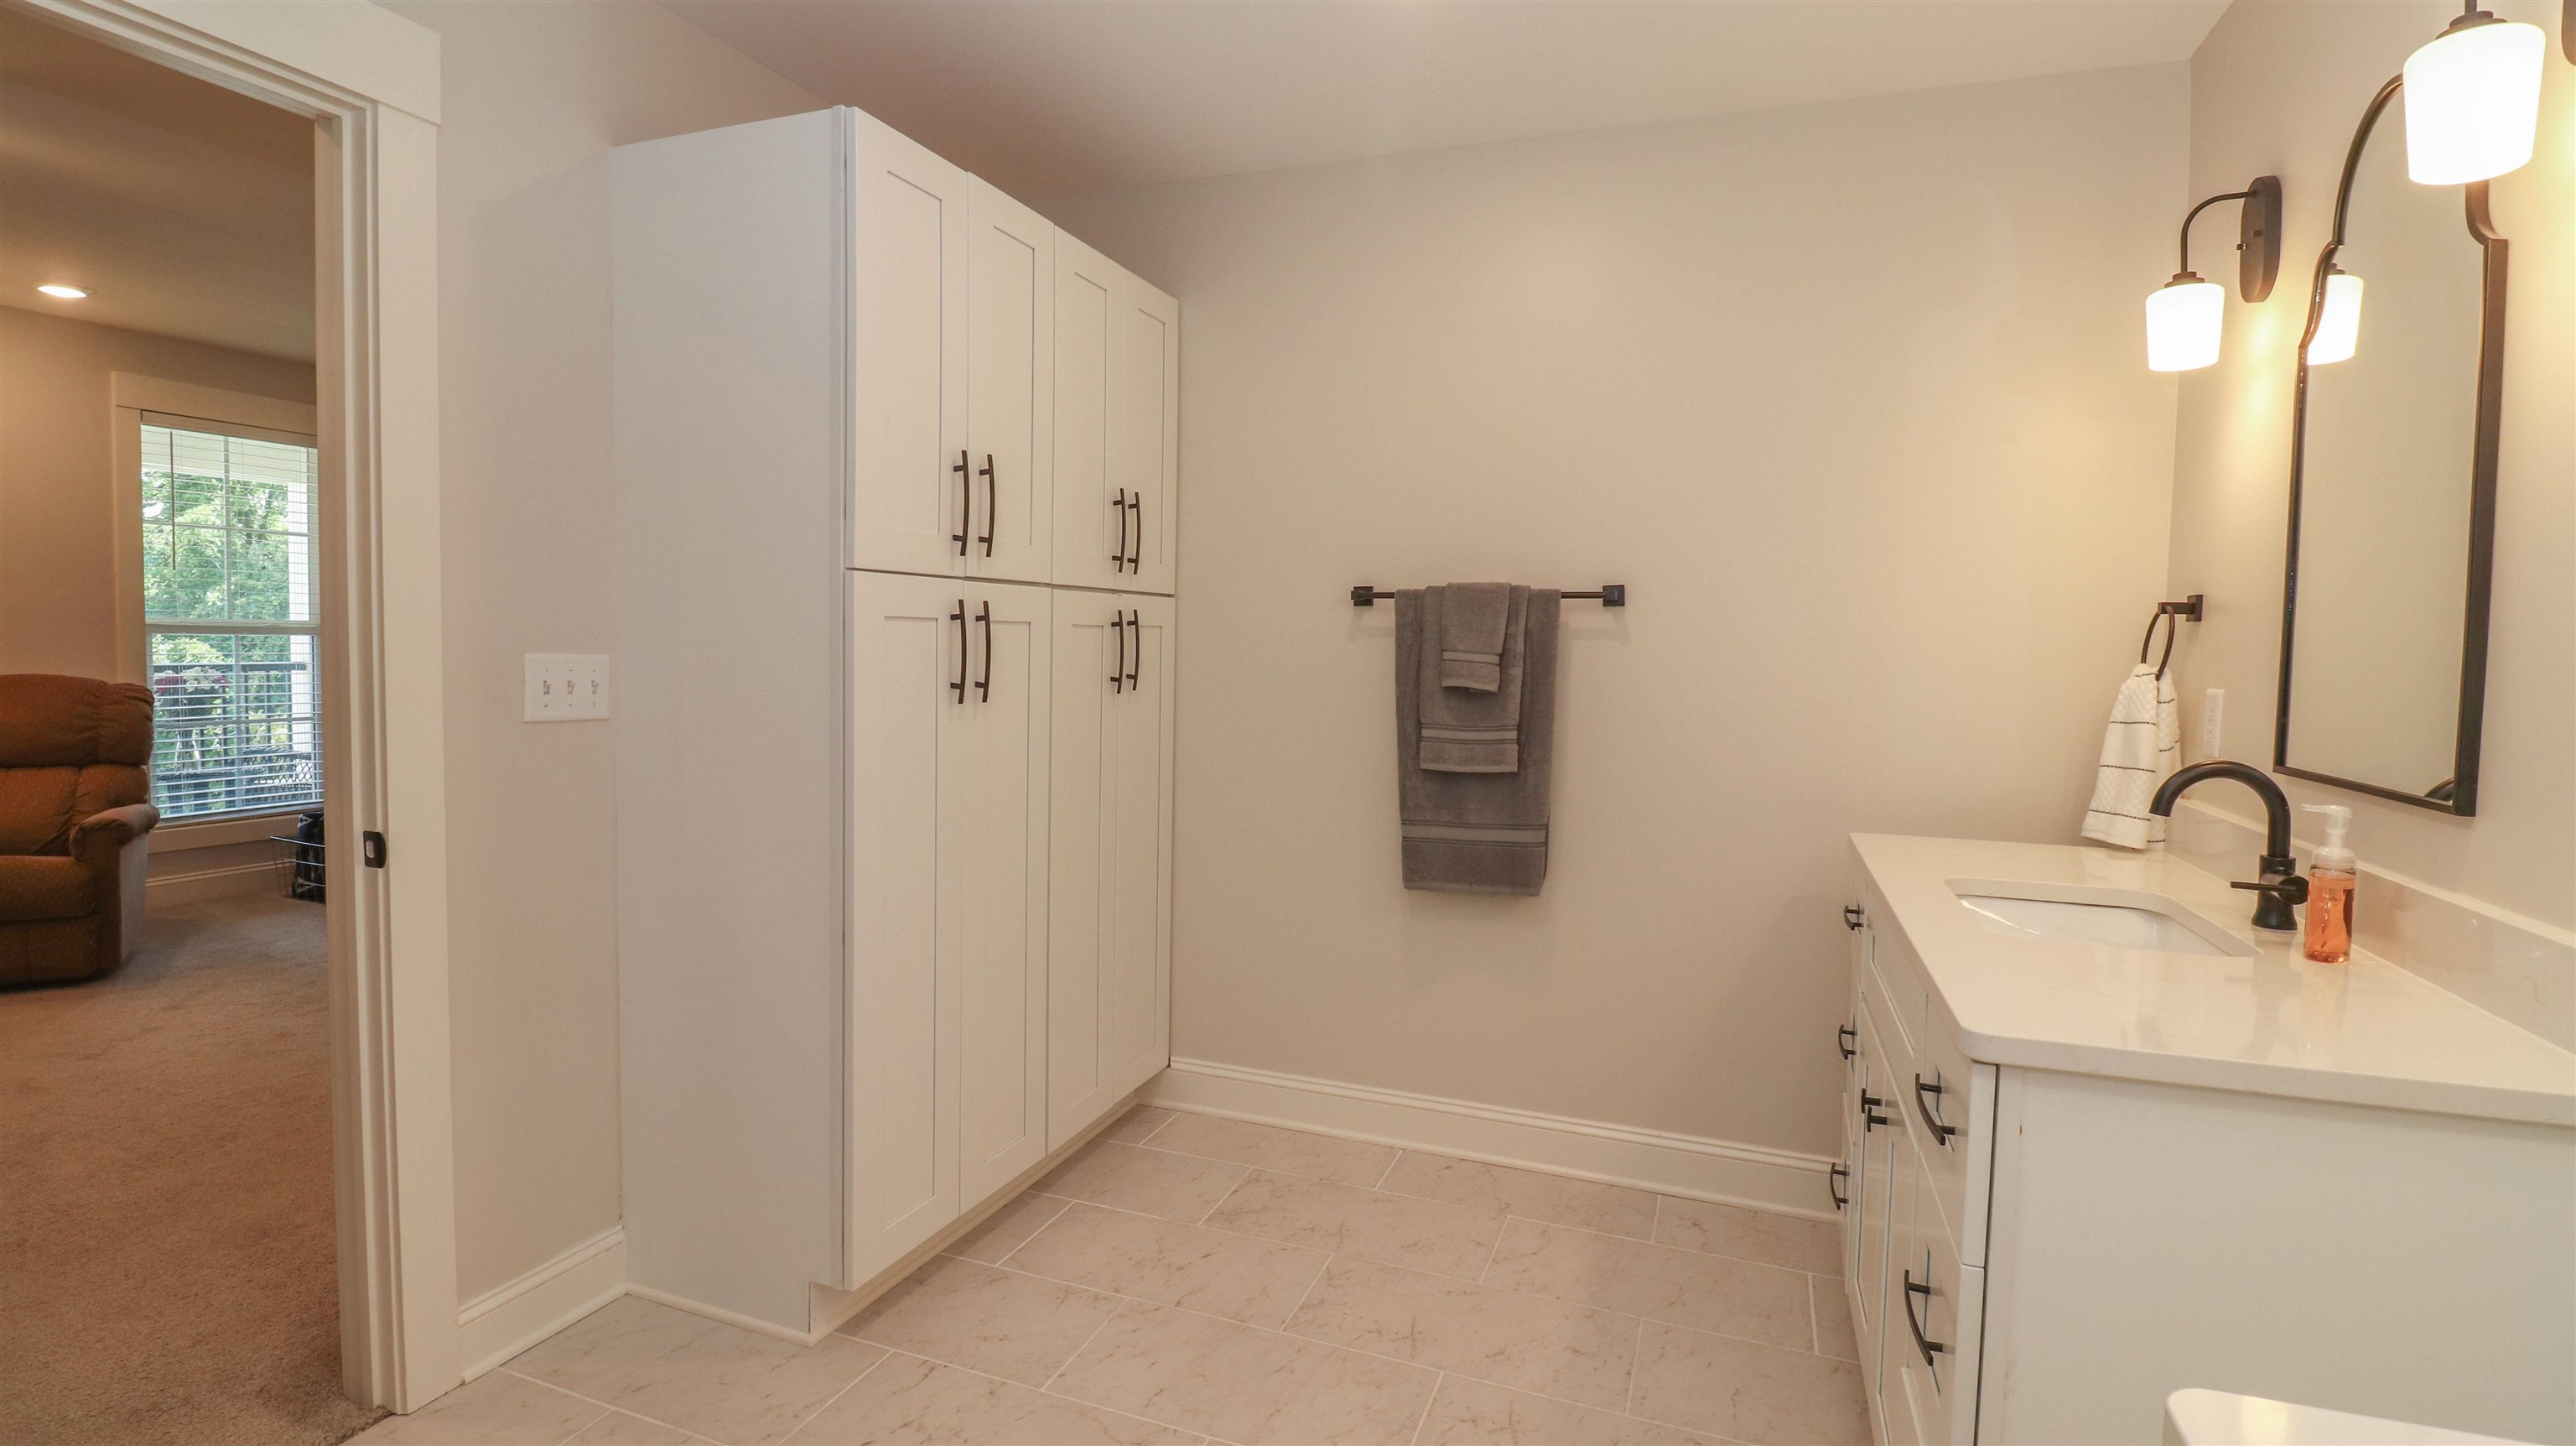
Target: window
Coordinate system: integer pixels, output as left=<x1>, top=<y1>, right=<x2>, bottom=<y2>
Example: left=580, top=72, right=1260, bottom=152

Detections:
left=139, top=416, right=322, bottom=819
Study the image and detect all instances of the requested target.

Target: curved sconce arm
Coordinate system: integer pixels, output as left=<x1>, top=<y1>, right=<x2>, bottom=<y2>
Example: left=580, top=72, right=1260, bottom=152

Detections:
left=2174, top=175, right=2283, bottom=301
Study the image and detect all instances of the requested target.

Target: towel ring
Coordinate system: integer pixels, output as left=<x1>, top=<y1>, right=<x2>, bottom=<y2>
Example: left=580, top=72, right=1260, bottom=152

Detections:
left=2139, top=595, right=2205, bottom=680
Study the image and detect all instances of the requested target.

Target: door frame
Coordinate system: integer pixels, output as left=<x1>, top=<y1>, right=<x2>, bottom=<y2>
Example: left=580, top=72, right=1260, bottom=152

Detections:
left=7, top=0, right=460, bottom=1412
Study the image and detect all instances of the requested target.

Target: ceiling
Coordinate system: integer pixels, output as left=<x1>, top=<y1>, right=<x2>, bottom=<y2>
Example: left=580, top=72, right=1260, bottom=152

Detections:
left=0, top=7, right=314, bottom=362
left=669, top=0, right=2232, bottom=200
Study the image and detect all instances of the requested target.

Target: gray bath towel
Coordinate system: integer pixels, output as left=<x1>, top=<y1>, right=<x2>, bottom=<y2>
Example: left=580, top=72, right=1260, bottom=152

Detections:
left=1418, top=585, right=1529, bottom=772
left=1437, top=582, right=1513, bottom=692
left=1396, top=587, right=1559, bottom=894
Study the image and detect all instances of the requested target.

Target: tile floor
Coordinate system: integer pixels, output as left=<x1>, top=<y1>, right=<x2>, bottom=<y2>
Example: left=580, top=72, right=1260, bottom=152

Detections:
left=356, top=1108, right=1867, bottom=1446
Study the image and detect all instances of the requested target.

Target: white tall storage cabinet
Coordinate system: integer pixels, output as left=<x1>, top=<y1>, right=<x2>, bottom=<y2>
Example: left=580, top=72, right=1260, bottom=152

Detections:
left=614, top=106, right=1177, bottom=1337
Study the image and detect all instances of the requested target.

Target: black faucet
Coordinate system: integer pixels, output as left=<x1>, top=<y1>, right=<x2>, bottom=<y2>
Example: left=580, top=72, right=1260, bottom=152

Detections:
left=2148, top=761, right=2309, bottom=932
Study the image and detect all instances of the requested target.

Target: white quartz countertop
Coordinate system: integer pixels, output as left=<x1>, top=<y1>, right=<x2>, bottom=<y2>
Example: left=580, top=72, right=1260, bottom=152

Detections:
left=1852, top=834, right=2576, bottom=1128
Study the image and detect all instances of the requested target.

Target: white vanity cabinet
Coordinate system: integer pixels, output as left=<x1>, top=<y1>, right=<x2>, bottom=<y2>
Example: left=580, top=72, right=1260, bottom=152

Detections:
left=612, top=106, right=1177, bottom=1339
left=1838, top=835, right=2576, bottom=1446
left=1052, top=232, right=1179, bottom=595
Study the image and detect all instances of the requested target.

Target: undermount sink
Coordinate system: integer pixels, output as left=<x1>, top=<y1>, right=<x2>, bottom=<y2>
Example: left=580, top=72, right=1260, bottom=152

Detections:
left=1948, top=879, right=2257, bottom=958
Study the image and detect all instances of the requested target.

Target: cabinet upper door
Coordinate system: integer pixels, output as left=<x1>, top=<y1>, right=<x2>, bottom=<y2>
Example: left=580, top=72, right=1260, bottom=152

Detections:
left=1114, top=271, right=1179, bottom=595
left=846, top=109, right=969, bottom=576
left=1047, top=594, right=1176, bottom=1148
left=844, top=570, right=966, bottom=1287
left=1051, top=234, right=1124, bottom=592
left=966, top=178, right=1054, bottom=583
left=956, top=580, right=1052, bottom=1204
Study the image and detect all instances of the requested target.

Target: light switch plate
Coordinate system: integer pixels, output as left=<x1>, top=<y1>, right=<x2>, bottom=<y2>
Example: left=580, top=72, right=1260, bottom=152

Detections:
left=2200, top=688, right=2224, bottom=761
left=525, top=653, right=610, bottom=721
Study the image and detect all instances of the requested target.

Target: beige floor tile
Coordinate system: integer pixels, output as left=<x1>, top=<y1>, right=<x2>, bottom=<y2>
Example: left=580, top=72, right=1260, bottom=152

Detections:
left=1201, top=1169, right=1505, bottom=1281
left=350, top=1369, right=606, bottom=1445
left=1415, top=1377, right=1723, bottom=1446
left=1038, top=1140, right=1253, bottom=1223
left=1006, top=1201, right=1329, bottom=1327
left=1381, top=1154, right=1659, bottom=1241
left=784, top=1353, right=1202, bottom=1444
left=565, top=1409, right=707, bottom=1444
left=1653, top=1199, right=1841, bottom=1277
left=1103, top=1106, right=1179, bottom=1144
left=507, top=1298, right=886, bottom=1445
left=1284, top=1256, right=1639, bottom=1408
left=1483, top=1221, right=1811, bottom=1350
left=1050, top=1301, right=1436, bottom=1445
left=1628, top=1323, right=1867, bottom=1446
left=1145, top=1114, right=1400, bottom=1189
left=1810, top=1277, right=1858, bottom=1363
left=842, top=1256, right=1125, bottom=1387
left=946, top=1192, right=1074, bottom=1265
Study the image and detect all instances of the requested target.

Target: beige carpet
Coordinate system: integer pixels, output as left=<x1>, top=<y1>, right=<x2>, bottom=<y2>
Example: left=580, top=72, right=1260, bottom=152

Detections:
left=0, top=892, right=384, bottom=1446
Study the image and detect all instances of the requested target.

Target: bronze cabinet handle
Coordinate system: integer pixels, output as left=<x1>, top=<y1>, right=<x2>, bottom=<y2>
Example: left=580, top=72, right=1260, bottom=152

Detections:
left=975, top=601, right=993, bottom=700
left=1914, top=1074, right=1957, bottom=1145
left=1125, top=610, right=1141, bottom=689
left=977, top=455, right=996, bottom=557
left=1125, top=492, right=1143, bottom=570
left=1904, top=1269, right=1946, bottom=1366
left=950, top=601, right=967, bottom=702
left=1110, top=611, right=1126, bottom=694
left=1112, top=488, right=1130, bottom=570
left=1828, top=1163, right=1848, bottom=1210
left=952, top=451, right=970, bottom=557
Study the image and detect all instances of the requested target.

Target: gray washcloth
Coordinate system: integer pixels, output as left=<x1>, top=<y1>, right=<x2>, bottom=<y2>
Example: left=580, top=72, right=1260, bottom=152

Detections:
left=1395, top=587, right=1559, bottom=895
left=1437, top=582, right=1512, bottom=692
left=1417, top=585, right=1528, bottom=772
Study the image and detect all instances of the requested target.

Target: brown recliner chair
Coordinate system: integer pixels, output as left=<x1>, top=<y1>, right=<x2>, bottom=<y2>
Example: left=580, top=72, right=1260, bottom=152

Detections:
left=1, top=674, right=160, bottom=985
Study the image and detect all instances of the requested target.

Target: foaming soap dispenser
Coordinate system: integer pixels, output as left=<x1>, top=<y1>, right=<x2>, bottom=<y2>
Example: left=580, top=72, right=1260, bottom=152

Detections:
left=2302, top=804, right=2357, bottom=963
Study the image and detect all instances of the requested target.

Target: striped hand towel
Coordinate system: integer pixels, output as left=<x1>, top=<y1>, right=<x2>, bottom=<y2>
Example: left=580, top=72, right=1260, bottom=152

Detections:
left=2080, top=663, right=2180, bottom=849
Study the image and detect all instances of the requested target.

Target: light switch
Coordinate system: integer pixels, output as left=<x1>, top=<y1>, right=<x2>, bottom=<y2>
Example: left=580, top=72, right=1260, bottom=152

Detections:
left=525, top=653, right=611, bottom=721
left=2199, top=688, right=2224, bottom=761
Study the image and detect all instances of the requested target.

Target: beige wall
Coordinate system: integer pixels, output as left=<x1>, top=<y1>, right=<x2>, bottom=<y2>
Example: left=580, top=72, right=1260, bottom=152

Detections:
left=0, top=305, right=314, bottom=678
left=1043, top=65, right=2190, bottom=1159
left=2171, top=0, right=2573, bottom=929
left=377, top=1, right=818, bottom=1301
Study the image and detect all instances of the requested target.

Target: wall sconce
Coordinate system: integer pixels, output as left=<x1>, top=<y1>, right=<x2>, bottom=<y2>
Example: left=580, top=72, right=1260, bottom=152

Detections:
left=2402, top=4, right=2546, bottom=184
left=2305, top=268, right=2365, bottom=364
left=2145, top=176, right=2282, bottom=372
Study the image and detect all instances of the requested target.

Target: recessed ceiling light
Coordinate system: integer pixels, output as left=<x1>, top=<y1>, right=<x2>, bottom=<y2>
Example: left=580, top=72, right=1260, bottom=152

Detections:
left=36, top=283, right=90, bottom=299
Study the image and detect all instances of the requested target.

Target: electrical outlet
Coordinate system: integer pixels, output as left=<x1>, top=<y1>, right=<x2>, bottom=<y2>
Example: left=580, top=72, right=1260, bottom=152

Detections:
left=525, top=653, right=610, bottom=721
left=2200, top=688, right=2225, bottom=760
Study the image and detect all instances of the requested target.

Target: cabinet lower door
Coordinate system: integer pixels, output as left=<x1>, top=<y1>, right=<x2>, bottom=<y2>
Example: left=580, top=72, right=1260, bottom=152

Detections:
left=846, top=110, right=969, bottom=577
left=1047, top=594, right=1175, bottom=1147
left=967, top=177, right=1053, bottom=584
left=844, top=570, right=965, bottom=1286
left=956, top=581, right=1053, bottom=1204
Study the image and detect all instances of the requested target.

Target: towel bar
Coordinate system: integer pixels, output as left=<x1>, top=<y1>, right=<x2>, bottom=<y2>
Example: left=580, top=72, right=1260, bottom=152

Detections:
left=1351, top=585, right=1625, bottom=607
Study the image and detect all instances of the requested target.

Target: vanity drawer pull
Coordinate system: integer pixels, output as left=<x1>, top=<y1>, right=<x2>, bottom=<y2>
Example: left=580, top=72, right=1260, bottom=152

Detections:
left=1862, top=1092, right=1890, bottom=1131
left=1914, top=1074, right=1958, bottom=1145
left=1837, top=1024, right=1857, bottom=1060
left=1829, top=1163, right=1849, bottom=1210
left=1843, top=904, right=1865, bottom=931
left=1904, top=1268, right=1946, bottom=1366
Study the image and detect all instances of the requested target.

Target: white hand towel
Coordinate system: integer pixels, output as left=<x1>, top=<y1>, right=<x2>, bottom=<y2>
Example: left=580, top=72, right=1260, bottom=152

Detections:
left=2080, top=663, right=2180, bottom=849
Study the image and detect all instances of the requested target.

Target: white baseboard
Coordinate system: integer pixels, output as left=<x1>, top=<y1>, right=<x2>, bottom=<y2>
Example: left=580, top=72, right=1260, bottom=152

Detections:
left=144, top=860, right=276, bottom=907
left=457, top=1225, right=628, bottom=1378
left=629, top=1281, right=822, bottom=1347
left=1145, top=1058, right=1837, bottom=1221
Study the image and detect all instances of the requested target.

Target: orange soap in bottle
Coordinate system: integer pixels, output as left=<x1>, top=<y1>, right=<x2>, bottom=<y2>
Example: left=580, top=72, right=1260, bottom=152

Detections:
left=2302, top=804, right=2356, bottom=964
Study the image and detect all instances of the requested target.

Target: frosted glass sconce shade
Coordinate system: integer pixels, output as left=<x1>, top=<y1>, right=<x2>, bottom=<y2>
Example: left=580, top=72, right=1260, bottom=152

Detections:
left=2402, top=12, right=2545, bottom=184
left=2306, top=271, right=2366, bottom=365
left=2147, top=276, right=2226, bottom=372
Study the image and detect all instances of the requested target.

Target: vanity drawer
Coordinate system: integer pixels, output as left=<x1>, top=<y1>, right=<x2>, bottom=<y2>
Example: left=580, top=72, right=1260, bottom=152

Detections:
left=1893, top=1141, right=1986, bottom=1446
left=1909, top=1005, right=1996, bottom=1266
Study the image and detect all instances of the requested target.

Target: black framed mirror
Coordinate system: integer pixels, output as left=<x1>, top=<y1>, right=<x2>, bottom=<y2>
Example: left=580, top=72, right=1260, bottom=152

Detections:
left=2276, top=75, right=2506, bottom=816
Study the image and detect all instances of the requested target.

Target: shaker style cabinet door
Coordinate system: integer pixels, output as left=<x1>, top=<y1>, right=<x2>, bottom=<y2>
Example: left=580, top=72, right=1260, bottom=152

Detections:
left=843, top=570, right=967, bottom=1287
left=965, top=178, right=1054, bottom=584
left=1113, top=271, right=1180, bottom=595
left=845, top=109, right=969, bottom=576
left=1047, top=594, right=1176, bottom=1147
left=1051, top=233, right=1124, bottom=591
left=954, top=580, right=1053, bottom=1204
